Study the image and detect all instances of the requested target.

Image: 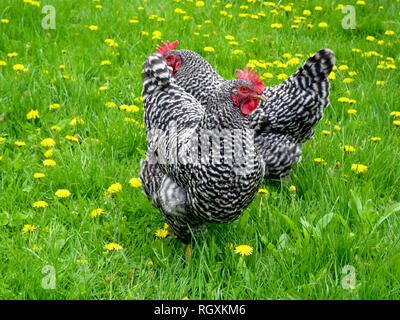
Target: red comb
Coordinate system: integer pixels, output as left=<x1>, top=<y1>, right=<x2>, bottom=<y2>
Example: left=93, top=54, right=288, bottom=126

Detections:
left=156, top=40, right=179, bottom=55
left=236, top=65, right=265, bottom=94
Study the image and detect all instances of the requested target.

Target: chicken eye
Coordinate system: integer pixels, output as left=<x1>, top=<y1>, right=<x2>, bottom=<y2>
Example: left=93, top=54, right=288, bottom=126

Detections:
left=166, top=56, right=173, bottom=61
left=240, top=87, right=249, bottom=93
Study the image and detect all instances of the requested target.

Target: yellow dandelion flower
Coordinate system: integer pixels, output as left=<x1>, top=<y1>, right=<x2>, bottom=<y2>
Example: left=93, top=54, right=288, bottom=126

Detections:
left=22, top=224, right=36, bottom=234
left=287, top=58, right=300, bottom=66
left=390, top=111, right=400, bottom=117
left=258, top=188, right=270, bottom=196
left=394, top=120, right=400, bottom=127
left=49, top=103, right=60, bottom=110
left=351, top=164, right=368, bottom=174
left=125, top=105, right=140, bottom=113
left=33, top=201, right=48, bottom=208
left=314, top=158, right=325, bottom=163
left=15, top=141, right=26, bottom=147
left=44, top=149, right=54, bottom=158
left=155, top=229, right=169, bottom=238
left=338, top=97, right=350, bottom=103
left=104, top=39, right=118, bottom=47
left=106, top=182, right=122, bottom=195
left=105, top=242, right=123, bottom=251
left=91, top=208, right=104, bottom=218
left=105, top=102, right=116, bottom=108
left=385, top=30, right=395, bottom=36
left=334, top=125, right=341, bottom=131
left=289, top=185, right=296, bottom=193
left=234, top=245, right=253, bottom=256
left=101, top=60, right=111, bottom=66
left=376, top=81, right=385, bottom=86
left=366, top=36, right=375, bottom=42
left=261, top=72, right=273, bottom=79
left=277, top=74, right=288, bottom=80
left=13, top=64, right=25, bottom=71
left=371, top=137, right=381, bottom=142
left=41, top=138, right=56, bottom=147
left=343, top=145, right=356, bottom=152
left=0, top=60, right=7, bottom=66
left=283, top=5, right=292, bottom=12
left=204, top=46, right=215, bottom=52
left=89, top=25, right=98, bottom=31
left=65, top=135, right=79, bottom=143
left=1, top=19, right=9, bottom=24
left=347, top=109, right=357, bottom=115
left=55, top=189, right=71, bottom=198
left=271, top=23, right=283, bottom=29
left=152, top=30, right=162, bottom=40
left=26, top=109, right=40, bottom=120
left=34, top=173, right=45, bottom=180
left=51, top=125, right=61, bottom=131
left=322, top=130, right=330, bottom=136
left=43, top=159, right=56, bottom=166
left=69, top=117, right=85, bottom=126
left=129, top=178, right=142, bottom=188
left=343, top=78, right=354, bottom=84
left=318, top=22, right=328, bottom=28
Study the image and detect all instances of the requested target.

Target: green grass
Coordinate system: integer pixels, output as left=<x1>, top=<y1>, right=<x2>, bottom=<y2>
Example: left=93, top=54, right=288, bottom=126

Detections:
left=1, top=0, right=400, bottom=299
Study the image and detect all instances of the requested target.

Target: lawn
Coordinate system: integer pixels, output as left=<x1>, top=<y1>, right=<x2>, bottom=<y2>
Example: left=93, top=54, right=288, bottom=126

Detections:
left=0, top=0, right=400, bottom=299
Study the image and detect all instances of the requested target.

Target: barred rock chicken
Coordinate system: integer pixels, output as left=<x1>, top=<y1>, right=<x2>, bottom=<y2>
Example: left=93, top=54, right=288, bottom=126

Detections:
left=156, top=41, right=336, bottom=178
left=139, top=52, right=266, bottom=242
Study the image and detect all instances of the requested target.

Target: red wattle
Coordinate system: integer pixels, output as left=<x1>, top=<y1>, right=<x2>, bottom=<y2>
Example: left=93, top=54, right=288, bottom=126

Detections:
left=175, top=59, right=182, bottom=72
left=240, top=99, right=258, bottom=115
left=231, top=93, right=239, bottom=106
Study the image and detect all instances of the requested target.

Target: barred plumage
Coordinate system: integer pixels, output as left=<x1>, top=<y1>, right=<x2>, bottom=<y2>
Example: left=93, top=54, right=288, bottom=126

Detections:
left=160, top=46, right=335, bottom=178
left=140, top=53, right=265, bottom=242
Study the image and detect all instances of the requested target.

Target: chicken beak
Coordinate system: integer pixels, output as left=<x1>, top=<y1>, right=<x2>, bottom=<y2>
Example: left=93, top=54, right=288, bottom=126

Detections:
left=254, top=95, right=267, bottom=102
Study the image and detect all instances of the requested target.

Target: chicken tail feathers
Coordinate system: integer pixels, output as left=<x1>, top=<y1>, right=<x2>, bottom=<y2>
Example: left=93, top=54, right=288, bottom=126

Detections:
left=257, top=49, right=335, bottom=144
left=142, top=53, right=172, bottom=99
left=294, top=48, right=335, bottom=100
